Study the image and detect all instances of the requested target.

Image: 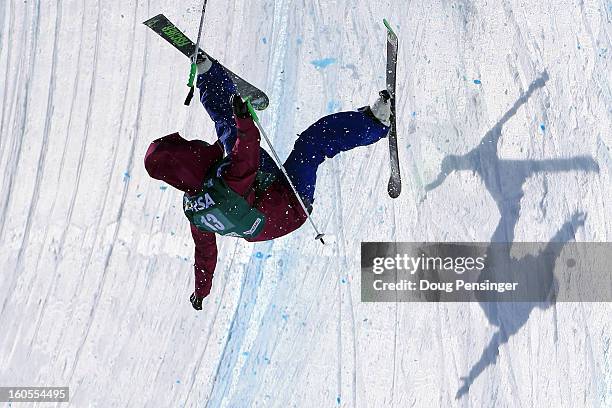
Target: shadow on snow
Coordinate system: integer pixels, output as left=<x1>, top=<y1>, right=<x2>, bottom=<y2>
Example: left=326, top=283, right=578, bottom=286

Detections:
left=424, top=71, right=600, bottom=399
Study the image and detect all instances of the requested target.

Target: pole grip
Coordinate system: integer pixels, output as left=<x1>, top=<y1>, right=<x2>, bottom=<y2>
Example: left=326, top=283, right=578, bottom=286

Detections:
left=187, top=63, right=197, bottom=87
left=246, top=99, right=259, bottom=123
left=184, top=87, right=195, bottom=105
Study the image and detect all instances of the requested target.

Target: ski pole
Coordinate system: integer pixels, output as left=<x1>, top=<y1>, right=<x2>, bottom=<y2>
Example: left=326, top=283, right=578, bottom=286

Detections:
left=185, top=0, right=209, bottom=105
left=246, top=100, right=326, bottom=245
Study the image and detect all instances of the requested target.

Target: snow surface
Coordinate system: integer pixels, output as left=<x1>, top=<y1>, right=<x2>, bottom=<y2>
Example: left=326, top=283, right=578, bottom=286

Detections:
left=1, top=0, right=611, bottom=407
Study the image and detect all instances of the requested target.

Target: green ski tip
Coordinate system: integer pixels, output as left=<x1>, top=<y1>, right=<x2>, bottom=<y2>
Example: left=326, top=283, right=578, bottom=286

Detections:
left=383, top=18, right=396, bottom=35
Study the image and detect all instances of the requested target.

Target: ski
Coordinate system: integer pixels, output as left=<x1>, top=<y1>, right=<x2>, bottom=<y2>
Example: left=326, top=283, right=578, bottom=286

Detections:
left=143, top=14, right=269, bottom=111
left=383, top=19, right=401, bottom=198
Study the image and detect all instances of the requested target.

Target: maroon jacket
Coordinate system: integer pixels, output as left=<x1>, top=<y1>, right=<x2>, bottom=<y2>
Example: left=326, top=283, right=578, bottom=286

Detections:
left=145, top=116, right=307, bottom=298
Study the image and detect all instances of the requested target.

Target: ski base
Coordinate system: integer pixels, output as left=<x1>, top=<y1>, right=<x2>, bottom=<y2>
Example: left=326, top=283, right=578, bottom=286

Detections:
left=384, top=18, right=401, bottom=198
left=143, top=14, right=269, bottom=111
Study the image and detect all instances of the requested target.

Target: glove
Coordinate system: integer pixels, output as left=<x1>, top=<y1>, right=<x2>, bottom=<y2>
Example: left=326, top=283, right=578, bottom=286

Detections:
left=231, top=94, right=250, bottom=119
left=190, top=292, right=204, bottom=311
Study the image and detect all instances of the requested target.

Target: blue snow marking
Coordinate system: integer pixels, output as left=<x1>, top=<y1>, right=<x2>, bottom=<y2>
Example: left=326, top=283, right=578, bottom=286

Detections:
left=473, top=79, right=482, bottom=85
left=160, top=185, right=167, bottom=191
left=540, top=123, right=546, bottom=132
left=341, top=277, right=346, bottom=283
left=123, top=171, right=130, bottom=181
left=242, top=351, right=250, bottom=357
left=262, top=37, right=267, bottom=44
left=136, top=193, right=142, bottom=198
left=254, top=251, right=271, bottom=259
left=337, top=396, right=341, bottom=404
left=412, top=111, right=417, bottom=117
left=176, top=380, right=181, bottom=384
left=327, top=99, right=341, bottom=113
left=296, top=38, right=303, bottom=45
left=281, top=313, right=289, bottom=321
left=311, top=57, right=337, bottom=69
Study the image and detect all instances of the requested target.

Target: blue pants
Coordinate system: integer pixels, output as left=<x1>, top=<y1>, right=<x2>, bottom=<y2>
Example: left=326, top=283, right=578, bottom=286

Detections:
left=197, top=62, right=389, bottom=207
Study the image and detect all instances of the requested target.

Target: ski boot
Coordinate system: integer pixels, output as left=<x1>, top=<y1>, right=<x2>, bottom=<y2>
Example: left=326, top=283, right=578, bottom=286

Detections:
left=366, top=90, right=392, bottom=127
left=197, top=55, right=213, bottom=75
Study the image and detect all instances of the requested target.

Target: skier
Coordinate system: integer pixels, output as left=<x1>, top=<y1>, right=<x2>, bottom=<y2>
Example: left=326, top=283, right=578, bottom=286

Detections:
left=144, top=57, right=392, bottom=310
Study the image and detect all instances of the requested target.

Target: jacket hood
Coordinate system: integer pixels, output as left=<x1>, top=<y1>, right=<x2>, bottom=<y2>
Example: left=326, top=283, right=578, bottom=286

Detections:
left=144, top=133, right=224, bottom=195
